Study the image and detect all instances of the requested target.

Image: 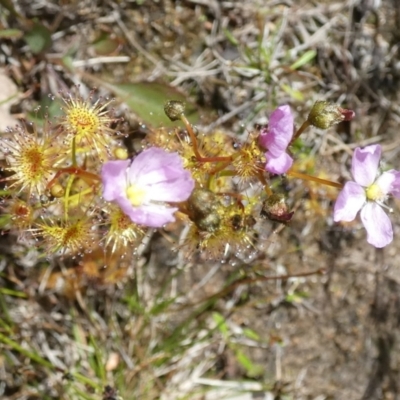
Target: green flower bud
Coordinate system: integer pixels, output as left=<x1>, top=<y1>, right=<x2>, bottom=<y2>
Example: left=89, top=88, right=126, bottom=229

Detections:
left=307, top=101, right=355, bottom=130
left=50, top=183, right=65, bottom=198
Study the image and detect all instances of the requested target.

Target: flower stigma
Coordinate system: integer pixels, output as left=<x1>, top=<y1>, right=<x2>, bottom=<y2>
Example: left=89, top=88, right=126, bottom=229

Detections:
left=366, top=183, right=384, bottom=202
left=126, top=185, right=147, bottom=207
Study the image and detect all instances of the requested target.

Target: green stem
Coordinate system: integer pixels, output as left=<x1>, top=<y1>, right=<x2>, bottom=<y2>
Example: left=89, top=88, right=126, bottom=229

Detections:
left=0, top=332, right=54, bottom=368
left=71, top=137, right=77, bottom=166
left=0, top=288, right=27, bottom=298
left=71, top=371, right=100, bottom=390
left=0, top=332, right=100, bottom=390
left=62, top=187, right=96, bottom=206
left=64, top=174, right=76, bottom=221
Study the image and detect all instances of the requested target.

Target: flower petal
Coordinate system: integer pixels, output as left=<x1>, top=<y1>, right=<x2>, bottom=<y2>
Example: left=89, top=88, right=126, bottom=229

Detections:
left=375, top=170, right=400, bottom=196
left=130, top=148, right=194, bottom=202
left=129, top=148, right=184, bottom=184
left=385, top=169, right=400, bottom=199
left=259, top=105, right=293, bottom=155
left=333, top=181, right=366, bottom=222
left=110, top=191, right=178, bottom=228
left=145, top=172, right=194, bottom=202
left=129, top=148, right=194, bottom=191
left=127, top=203, right=178, bottom=227
left=360, top=202, right=393, bottom=248
left=265, top=151, right=293, bottom=174
left=101, top=160, right=130, bottom=201
left=102, top=147, right=194, bottom=228
left=351, top=145, right=381, bottom=187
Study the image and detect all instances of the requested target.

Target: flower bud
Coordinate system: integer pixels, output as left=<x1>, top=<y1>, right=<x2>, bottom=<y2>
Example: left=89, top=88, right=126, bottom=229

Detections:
left=164, top=100, right=185, bottom=121
left=114, top=147, right=128, bottom=160
left=307, top=101, right=355, bottom=130
left=261, top=193, right=293, bottom=222
left=50, top=183, right=65, bottom=198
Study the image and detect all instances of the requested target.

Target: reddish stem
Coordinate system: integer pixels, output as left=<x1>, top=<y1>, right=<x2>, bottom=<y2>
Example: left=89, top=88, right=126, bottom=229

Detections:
left=47, top=167, right=100, bottom=190
left=287, top=169, right=343, bottom=189
left=208, top=161, right=233, bottom=175
left=257, top=172, right=272, bottom=196
left=180, top=114, right=232, bottom=163
left=290, top=119, right=311, bottom=144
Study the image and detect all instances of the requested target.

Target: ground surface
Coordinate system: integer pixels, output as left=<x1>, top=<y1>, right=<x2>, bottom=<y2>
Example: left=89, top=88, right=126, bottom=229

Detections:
left=1, top=1, right=400, bottom=399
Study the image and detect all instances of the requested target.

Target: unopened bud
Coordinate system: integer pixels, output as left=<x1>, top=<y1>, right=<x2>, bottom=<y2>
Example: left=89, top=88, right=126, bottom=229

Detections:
left=164, top=100, right=185, bottom=121
left=261, top=193, right=294, bottom=222
left=307, top=101, right=355, bottom=130
left=114, top=147, right=128, bottom=160
left=50, top=184, right=65, bottom=198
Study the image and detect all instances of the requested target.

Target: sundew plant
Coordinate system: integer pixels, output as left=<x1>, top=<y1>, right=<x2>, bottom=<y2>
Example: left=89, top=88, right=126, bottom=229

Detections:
left=1, top=92, right=399, bottom=265
left=3, top=0, right=400, bottom=397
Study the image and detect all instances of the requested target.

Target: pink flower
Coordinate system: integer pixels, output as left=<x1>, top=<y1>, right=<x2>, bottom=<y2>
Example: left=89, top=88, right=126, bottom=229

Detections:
left=259, top=105, right=294, bottom=174
left=101, top=147, right=195, bottom=227
left=333, top=144, right=400, bottom=248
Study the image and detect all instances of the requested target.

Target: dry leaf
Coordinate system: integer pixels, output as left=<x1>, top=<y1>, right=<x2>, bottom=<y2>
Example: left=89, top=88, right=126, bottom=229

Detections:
left=0, top=68, right=19, bottom=132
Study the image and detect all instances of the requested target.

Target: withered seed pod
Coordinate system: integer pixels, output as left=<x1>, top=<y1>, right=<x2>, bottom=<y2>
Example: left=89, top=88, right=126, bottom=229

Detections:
left=261, top=193, right=294, bottom=223
left=230, top=213, right=256, bottom=230
left=188, top=188, right=218, bottom=215
left=188, top=188, right=221, bottom=232
left=197, top=212, right=221, bottom=232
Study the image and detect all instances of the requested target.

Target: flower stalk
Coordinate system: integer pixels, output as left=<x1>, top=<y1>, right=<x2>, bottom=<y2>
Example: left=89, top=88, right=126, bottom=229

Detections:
left=286, top=169, right=343, bottom=189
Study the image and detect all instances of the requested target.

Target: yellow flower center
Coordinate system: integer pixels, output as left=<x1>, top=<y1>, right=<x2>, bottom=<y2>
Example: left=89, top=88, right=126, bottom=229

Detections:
left=114, top=147, right=129, bottom=160
left=66, top=107, right=99, bottom=137
left=366, top=183, right=384, bottom=201
left=22, top=146, right=45, bottom=177
left=126, top=185, right=147, bottom=207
